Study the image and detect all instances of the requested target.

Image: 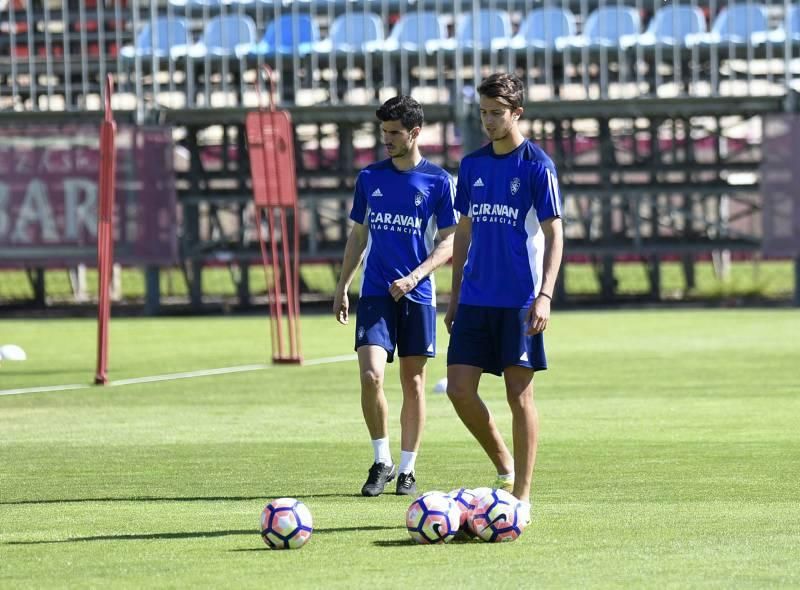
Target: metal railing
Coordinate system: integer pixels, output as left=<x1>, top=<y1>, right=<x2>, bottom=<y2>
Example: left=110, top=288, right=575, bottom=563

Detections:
left=1, top=0, right=797, bottom=113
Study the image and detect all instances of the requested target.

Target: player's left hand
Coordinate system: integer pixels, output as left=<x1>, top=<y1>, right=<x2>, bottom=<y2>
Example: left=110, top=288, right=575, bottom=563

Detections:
left=389, top=274, right=419, bottom=302
left=525, top=295, right=551, bottom=335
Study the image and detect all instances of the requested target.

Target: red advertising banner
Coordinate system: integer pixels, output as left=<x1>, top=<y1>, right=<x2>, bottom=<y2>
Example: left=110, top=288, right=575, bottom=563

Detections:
left=0, top=124, right=178, bottom=266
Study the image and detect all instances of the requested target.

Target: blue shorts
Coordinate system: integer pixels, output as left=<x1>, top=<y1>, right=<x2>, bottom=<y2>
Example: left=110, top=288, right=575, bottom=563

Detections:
left=355, top=296, right=436, bottom=363
left=447, top=304, right=547, bottom=376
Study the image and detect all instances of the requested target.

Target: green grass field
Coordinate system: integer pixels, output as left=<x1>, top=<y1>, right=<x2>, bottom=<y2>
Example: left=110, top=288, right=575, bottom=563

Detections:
left=1, top=310, right=799, bottom=588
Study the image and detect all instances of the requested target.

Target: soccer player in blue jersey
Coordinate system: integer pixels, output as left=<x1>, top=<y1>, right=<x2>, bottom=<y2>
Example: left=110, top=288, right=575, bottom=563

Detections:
left=445, top=73, right=564, bottom=524
left=334, top=96, right=458, bottom=497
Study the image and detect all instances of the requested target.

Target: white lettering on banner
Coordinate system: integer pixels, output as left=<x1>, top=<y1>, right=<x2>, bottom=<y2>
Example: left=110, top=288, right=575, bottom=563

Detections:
left=11, top=179, right=58, bottom=243
left=40, top=148, right=73, bottom=174
left=63, top=179, right=98, bottom=240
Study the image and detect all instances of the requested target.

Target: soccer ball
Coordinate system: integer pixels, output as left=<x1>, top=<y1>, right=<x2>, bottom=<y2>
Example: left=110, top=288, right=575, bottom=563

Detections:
left=406, top=492, right=461, bottom=544
left=260, top=498, right=313, bottom=549
left=0, top=344, right=26, bottom=362
left=432, top=377, right=448, bottom=394
left=448, top=488, right=477, bottom=529
left=463, top=487, right=494, bottom=534
left=468, top=488, right=524, bottom=543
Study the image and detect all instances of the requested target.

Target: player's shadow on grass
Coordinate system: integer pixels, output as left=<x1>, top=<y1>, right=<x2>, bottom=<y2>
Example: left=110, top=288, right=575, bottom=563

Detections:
left=1, top=493, right=361, bottom=506
left=8, top=526, right=406, bottom=546
left=6, top=530, right=256, bottom=545
left=230, top=526, right=407, bottom=551
left=373, top=531, right=475, bottom=547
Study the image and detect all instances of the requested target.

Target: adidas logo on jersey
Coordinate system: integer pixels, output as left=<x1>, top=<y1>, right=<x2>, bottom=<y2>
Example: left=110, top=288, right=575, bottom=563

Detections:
left=473, top=178, right=484, bottom=187
left=427, top=342, right=434, bottom=353
left=519, top=352, right=529, bottom=362
left=372, top=188, right=383, bottom=197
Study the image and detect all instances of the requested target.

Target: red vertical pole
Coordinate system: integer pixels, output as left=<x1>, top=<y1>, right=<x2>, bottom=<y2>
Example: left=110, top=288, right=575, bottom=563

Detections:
left=255, top=205, right=279, bottom=359
left=94, top=74, right=116, bottom=385
left=292, top=204, right=302, bottom=359
left=278, top=208, right=297, bottom=357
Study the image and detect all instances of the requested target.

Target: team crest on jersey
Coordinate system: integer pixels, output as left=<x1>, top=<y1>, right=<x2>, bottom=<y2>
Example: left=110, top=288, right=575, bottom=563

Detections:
left=414, top=192, right=424, bottom=206
left=357, top=326, right=366, bottom=340
left=510, top=177, right=521, bottom=196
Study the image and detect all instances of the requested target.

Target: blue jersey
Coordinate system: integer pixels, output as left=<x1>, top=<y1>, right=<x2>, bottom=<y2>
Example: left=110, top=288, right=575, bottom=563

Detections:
left=454, top=139, right=562, bottom=309
left=350, top=158, right=458, bottom=305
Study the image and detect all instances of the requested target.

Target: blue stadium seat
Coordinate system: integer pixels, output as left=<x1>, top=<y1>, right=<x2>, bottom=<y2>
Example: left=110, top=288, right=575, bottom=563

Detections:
left=168, top=0, right=225, bottom=8
left=374, top=11, right=447, bottom=52
left=622, top=4, right=706, bottom=48
left=171, top=14, right=256, bottom=58
left=508, top=7, right=576, bottom=50
left=753, top=4, right=800, bottom=45
left=238, top=14, right=320, bottom=57
left=562, top=6, right=641, bottom=48
left=688, top=3, right=769, bottom=45
left=428, top=9, right=512, bottom=51
left=314, top=12, right=384, bottom=54
left=121, top=17, right=190, bottom=60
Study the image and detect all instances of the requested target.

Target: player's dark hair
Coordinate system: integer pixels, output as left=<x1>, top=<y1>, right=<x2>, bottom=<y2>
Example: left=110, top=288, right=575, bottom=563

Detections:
left=477, top=73, right=524, bottom=110
left=376, top=96, right=424, bottom=130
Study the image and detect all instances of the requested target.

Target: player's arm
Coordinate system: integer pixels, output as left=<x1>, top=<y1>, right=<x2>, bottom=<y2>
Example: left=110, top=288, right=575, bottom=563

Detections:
left=444, top=216, right=472, bottom=334
left=389, top=225, right=456, bottom=302
left=334, top=222, right=368, bottom=324
left=526, top=216, right=563, bottom=335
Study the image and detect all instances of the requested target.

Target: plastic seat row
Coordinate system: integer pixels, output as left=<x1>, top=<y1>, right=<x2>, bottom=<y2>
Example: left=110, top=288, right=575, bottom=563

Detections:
left=121, top=4, right=800, bottom=62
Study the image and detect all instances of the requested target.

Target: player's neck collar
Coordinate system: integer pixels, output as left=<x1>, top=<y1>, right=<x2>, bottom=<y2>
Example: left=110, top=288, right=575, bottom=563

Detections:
left=391, top=153, right=425, bottom=172
left=491, top=137, right=527, bottom=158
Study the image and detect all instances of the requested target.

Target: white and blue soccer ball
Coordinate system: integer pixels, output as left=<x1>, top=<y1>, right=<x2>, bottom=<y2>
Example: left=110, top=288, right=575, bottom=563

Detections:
left=0, top=344, right=26, bottom=362
left=260, top=497, right=313, bottom=549
left=406, top=492, right=461, bottom=544
left=468, top=488, right=525, bottom=543
left=448, top=487, right=477, bottom=529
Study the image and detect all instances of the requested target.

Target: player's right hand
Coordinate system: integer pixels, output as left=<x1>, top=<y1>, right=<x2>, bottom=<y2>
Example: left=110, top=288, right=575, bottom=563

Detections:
left=444, top=304, right=456, bottom=334
left=334, top=289, right=349, bottom=325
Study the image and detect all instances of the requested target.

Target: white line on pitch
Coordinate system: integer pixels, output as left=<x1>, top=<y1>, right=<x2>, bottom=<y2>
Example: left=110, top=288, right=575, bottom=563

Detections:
left=0, top=354, right=360, bottom=397
left=302, top=353, right=358, bottom=366
left=0, top=383, right=89, bottom=397
left=109, top=364, right=271, bottom=386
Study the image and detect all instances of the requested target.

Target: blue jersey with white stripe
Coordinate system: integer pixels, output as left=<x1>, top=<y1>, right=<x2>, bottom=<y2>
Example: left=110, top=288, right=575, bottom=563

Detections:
left=454, top=139, right=562, bottom=309
left=350, top=158, right=458, bottom=305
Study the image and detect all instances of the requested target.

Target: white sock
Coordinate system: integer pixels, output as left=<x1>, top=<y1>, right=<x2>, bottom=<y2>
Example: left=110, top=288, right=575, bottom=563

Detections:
left=497, top=472, right=515, bottom=482
left=371, top=437, right=392, bottom=466
left=399, top=450, right=417, bottom=475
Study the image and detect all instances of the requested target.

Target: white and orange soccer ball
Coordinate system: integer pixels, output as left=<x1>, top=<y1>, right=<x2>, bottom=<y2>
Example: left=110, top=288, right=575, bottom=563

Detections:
left=448, top=488, right=477, bottom=529
left=462, top=487, right=494, bottom=535
left=468, top=488, right=525, bottom=543
left=405, top=492, right=461, bottom=544
left=260, top=498, right=313, bottom=549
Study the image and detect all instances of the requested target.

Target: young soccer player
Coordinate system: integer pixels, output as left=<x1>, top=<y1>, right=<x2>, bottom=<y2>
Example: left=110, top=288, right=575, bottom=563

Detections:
left=334, top=96, right=458, bottom=497
left=444, top=73, right=564, bottom=523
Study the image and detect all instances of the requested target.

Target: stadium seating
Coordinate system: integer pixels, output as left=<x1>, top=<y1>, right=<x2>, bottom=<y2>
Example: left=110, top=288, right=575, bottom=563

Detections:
left=168, top=0, right=226, bottom=9
left=120, top=17, right=190, bottom=61
left=622, top=4, right=706, bottom=48
left=753, top=4, right=800, bottom=45
left=428, top=9, right=512, bottom=52
left=237, top=13, right=319, bottom=57
left=507, top=7, right=576, bottom=50
left=561, top=5, right=641, bottom=49
left=372, top=11, right=446, bottom=53
left=687, top=3, right=769, bottom=45
left=171, top=14, right=257, bottom=58
left=313, top=12, right=384, bottom=54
